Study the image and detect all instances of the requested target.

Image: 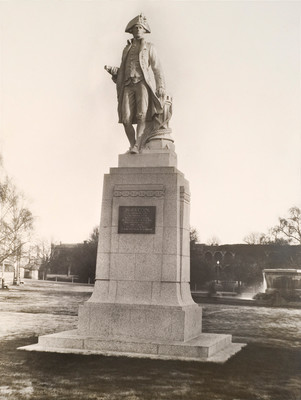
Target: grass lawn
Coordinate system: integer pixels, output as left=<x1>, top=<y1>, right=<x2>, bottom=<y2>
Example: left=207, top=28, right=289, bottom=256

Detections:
left=0, top=280, right=300, bottom=400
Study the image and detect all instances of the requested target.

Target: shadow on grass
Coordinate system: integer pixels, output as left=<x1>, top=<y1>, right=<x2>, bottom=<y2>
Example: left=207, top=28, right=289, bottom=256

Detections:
left=1, top=337, right=300, bottom=400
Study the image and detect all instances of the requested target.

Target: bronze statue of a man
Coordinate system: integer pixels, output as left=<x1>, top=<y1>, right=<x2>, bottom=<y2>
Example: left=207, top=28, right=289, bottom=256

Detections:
left=105, top=14, right=166, bottom=154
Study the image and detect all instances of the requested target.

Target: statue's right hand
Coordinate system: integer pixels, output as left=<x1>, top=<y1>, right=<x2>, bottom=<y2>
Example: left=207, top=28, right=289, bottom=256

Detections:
left=104, top=65, right=119, bottom=76
left=156, top=87, right=166, bottom=99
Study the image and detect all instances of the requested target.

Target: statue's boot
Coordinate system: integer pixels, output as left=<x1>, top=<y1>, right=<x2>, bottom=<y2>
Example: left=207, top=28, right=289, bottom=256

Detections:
left=130, top=145, right=139, bottom=154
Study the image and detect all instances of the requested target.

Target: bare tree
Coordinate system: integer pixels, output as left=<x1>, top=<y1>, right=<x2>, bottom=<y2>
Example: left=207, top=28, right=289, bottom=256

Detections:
left=244, top=232, right=260, bottom=244
left=270, top=206, right=301, bottom=245
left=190, top=227, right=200, bottom=244
left=26, top=239, right=51, bottom=269
left=89, top=226, right=99, bottom=244
left=0, top=176, right=34, bottom=265
left=243, top=232, right=270, bottom=245
left=207, top=235, right=221, bottom=246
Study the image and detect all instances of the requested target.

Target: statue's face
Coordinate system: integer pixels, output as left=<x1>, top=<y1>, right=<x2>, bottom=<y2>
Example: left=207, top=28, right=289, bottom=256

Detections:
left=131, top=24, right=145, bottom=39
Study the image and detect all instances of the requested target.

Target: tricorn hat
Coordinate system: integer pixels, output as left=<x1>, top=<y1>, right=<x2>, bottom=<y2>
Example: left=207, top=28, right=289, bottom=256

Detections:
left=125, top=13, right=151, bottom=33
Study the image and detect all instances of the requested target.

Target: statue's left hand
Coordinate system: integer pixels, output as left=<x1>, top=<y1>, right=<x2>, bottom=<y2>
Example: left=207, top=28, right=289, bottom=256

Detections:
left=156, top=87, right=165, bottom=99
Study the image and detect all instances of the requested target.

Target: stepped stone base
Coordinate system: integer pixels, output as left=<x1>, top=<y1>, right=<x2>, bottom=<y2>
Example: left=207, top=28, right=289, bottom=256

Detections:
left=19, top=330, right=245, bottom=363
left=77, top=303, right=203, bottom=343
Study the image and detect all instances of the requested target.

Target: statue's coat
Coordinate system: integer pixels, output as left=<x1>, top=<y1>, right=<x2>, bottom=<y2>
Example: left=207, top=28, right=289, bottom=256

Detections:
left=115, top=39, right=165, bottom=124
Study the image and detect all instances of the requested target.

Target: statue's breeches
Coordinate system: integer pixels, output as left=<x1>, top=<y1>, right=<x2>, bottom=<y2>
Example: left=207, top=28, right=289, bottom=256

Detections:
left=121, top=81, right=151, bottom=124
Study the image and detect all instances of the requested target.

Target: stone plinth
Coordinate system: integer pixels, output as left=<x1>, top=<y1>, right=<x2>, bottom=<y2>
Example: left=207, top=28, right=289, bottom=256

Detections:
left=20, top=331, right=244, bottom=363
left=118, top=149, right=177, bottom=168
left=20, top=150, right=245, bottom=362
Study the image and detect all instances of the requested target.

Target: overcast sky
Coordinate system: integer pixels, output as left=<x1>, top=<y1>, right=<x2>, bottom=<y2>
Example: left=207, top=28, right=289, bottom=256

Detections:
left=1, top=0, right=300, bottom=245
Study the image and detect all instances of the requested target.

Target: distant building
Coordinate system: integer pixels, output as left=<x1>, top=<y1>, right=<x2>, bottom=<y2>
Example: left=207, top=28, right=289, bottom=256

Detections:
left=191, top=243, right=301, bottom=290
left=45, top=241, right=97, bottom=283
left=50, top=243, right=82, bottom=276
left=24, top=262, right=40, bottom=280
left=1, top=261, right=25, bottom=285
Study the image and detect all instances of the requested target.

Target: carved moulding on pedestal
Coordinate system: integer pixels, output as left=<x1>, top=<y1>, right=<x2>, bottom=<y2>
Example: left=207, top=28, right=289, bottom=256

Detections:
left=113, top=184, right=165, bottom=198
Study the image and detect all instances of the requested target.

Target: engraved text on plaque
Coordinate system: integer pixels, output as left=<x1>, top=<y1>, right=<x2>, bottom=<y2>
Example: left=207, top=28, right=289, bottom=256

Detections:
left=118, top=206, right=156, bottom=234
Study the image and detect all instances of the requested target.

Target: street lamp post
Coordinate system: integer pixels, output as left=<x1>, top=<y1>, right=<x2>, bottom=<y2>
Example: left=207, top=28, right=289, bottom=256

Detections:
left=216, top=260, right=220, bottom=284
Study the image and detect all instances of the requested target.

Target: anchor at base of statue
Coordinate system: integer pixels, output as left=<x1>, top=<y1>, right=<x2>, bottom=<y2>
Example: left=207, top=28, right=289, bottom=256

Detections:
left=139, top=94, right=175, bottom=152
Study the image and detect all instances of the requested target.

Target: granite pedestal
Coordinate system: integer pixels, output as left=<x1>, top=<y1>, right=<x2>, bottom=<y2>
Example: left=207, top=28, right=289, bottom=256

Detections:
left=20, top=150, right=245, bottom=362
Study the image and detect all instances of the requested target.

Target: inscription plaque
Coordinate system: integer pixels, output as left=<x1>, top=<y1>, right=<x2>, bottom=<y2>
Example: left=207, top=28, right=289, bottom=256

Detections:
left=118, top=206, right=156, bottom=234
